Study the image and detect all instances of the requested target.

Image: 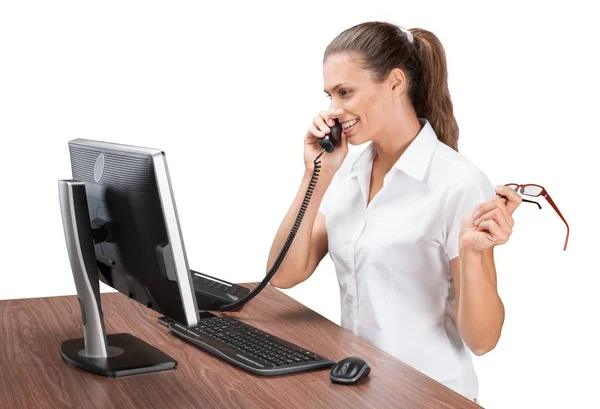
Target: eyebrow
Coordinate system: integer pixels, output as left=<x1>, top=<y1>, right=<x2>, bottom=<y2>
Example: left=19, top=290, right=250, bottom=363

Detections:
left=324, top=82, right=351, bottom=94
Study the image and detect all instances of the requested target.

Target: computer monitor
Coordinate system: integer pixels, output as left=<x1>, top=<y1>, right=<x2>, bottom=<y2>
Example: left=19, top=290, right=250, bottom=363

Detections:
left=68, top=138, right=199, bottom=326
left=58, top=138, right=201, bottom=376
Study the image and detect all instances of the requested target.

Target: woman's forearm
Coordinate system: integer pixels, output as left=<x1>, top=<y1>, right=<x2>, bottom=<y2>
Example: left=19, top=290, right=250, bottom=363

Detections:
left=457, top=248, right=505, bottom=355
left=267, top=168, right=334, bottom=288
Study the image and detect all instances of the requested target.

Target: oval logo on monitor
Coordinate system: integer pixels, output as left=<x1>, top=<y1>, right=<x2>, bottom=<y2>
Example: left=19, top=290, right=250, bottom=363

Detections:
left=94, top=154, right=105, bottom=182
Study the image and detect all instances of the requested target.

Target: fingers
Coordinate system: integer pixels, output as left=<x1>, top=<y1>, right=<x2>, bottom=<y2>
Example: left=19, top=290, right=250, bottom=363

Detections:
left=474, top=205, right=512, bottom=235
left=477, top=220, right=509, bottom=245
left=475, top=196, right=513, bottom=225
left=494, top=185, right=523, bottom=215
left=314, top=112, right=330, bottom=135
left=308, top=124, right=326, bottom=139
left=313, top=109, right=344, bottom=132
left=308, top=108, right=345, bottom=139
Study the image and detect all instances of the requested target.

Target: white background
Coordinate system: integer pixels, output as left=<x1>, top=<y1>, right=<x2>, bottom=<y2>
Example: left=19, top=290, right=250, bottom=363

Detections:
left=1, top=1, right=598, bottom=407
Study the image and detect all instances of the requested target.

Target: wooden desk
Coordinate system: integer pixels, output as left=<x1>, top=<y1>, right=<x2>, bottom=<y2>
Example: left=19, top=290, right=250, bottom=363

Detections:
left=0, top=283, right=480, bottom=409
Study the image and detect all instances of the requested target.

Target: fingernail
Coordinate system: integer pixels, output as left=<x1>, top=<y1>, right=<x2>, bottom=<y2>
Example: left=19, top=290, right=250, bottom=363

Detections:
left=495, top=186, right=503, bottom=192
left=474, top=218, right=480, bottom=225
left=328, top=119, right=334, bottom=125
left=473, top=211, right=480, bottom=220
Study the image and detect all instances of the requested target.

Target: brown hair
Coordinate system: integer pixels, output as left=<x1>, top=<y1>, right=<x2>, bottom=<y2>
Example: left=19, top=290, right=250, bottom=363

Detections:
left=323, top=21, right=459, bottom=151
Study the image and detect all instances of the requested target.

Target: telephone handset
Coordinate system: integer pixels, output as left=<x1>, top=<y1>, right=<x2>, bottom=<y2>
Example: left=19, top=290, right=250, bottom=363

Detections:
left=218, top=119, right=343, bottom=311
left=318, top=118, right=343, bottom=152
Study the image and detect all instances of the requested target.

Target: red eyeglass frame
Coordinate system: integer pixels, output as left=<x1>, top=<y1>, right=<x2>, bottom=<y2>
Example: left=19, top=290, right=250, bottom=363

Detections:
left=505, top=183, right=569, bottom=251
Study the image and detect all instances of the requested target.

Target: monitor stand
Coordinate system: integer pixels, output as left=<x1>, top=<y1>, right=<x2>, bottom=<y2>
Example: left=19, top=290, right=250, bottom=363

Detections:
left=58, top=180, right=177, bottom=377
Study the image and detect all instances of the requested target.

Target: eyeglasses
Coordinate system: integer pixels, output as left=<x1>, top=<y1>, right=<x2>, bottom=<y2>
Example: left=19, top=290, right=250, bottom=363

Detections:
left=503, top=183, right=569, bottom=251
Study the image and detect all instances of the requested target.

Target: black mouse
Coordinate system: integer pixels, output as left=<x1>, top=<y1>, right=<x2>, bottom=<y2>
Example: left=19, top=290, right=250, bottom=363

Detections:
left=329, top=356, right=371, bottom=385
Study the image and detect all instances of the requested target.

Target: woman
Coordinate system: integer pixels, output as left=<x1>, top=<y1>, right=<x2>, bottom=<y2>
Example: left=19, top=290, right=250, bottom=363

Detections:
left=267, top=21, right=522, bottom=404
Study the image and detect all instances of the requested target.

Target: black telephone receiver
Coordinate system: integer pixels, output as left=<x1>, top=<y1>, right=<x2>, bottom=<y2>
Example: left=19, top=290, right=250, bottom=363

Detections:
left=318, top=118, right=342, bottom=153
left=218, top=116, right=342, bottom=311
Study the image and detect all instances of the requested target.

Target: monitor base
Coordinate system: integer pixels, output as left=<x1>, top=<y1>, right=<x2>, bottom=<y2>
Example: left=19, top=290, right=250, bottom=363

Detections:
left=61, top=333, right=177, bottom=377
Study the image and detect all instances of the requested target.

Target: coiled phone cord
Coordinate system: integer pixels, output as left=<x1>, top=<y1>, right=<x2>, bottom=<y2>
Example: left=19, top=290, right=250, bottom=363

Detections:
left=219, top=148, right=327, bottom=311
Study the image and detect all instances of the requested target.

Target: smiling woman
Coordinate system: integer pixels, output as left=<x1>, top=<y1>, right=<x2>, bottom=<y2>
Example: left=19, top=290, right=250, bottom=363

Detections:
left=266, top=21, right=521, bottom=405
left=321, top=22, right=458, bottom=151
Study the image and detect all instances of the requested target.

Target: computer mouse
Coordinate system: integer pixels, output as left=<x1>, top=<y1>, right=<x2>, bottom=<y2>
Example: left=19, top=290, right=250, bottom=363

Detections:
left=329, top=356, right=371, bottom=385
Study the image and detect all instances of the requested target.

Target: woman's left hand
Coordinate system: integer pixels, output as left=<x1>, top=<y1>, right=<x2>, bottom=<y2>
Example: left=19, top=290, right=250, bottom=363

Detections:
left=459, top=185, right=523, bottom=253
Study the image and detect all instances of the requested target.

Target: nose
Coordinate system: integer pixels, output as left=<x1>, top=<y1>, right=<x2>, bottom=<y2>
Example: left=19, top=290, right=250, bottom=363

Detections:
left=328, top=104, right=345, bottom=116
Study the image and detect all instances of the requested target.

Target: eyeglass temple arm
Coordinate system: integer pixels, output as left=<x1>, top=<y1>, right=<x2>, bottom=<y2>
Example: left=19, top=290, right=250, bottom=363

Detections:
left=498, top=193, right=541, bottom=209
left=543, top=192, right=569, bottom=251
left=522, top=198, right=542, bottom=209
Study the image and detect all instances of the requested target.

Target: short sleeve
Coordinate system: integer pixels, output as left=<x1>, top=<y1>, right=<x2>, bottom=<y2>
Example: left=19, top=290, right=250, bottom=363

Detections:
left=317, top=151, right=357, bottom=216
left=318, top=170, right=339, bottom=216
left=318, top=188, right=330, bottom=216
left=443, top=171, right=495, bottom=260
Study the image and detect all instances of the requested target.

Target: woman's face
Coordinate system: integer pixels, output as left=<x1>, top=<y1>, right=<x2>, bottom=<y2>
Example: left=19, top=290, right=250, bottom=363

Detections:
left=323, top=52, right=395, bottom=145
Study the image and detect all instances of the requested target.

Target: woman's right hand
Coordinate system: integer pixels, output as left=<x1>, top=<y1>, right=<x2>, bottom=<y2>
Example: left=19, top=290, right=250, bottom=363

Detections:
left=304, top=108, right=349, bottom=174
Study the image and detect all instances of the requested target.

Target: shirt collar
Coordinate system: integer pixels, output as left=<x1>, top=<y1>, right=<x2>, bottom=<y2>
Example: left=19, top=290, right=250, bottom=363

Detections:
left=350, top=118, right=438, bottom=182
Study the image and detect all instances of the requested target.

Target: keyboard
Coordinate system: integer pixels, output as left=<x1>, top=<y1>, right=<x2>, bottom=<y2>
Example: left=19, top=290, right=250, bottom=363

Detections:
left=162, top=312, right=335, bottom=376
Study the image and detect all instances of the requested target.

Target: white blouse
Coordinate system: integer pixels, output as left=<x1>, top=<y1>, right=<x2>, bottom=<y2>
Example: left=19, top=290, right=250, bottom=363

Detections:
left=318, top=118, right=495, bottom=400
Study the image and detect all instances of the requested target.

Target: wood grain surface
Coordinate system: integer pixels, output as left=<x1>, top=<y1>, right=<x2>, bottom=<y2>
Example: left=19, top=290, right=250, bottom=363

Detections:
left=0, top=283, right=481, bottom=409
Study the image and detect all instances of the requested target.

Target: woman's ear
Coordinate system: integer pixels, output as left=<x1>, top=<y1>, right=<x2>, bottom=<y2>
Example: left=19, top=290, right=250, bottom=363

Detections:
left=389, top=68, right=407, bottom=94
